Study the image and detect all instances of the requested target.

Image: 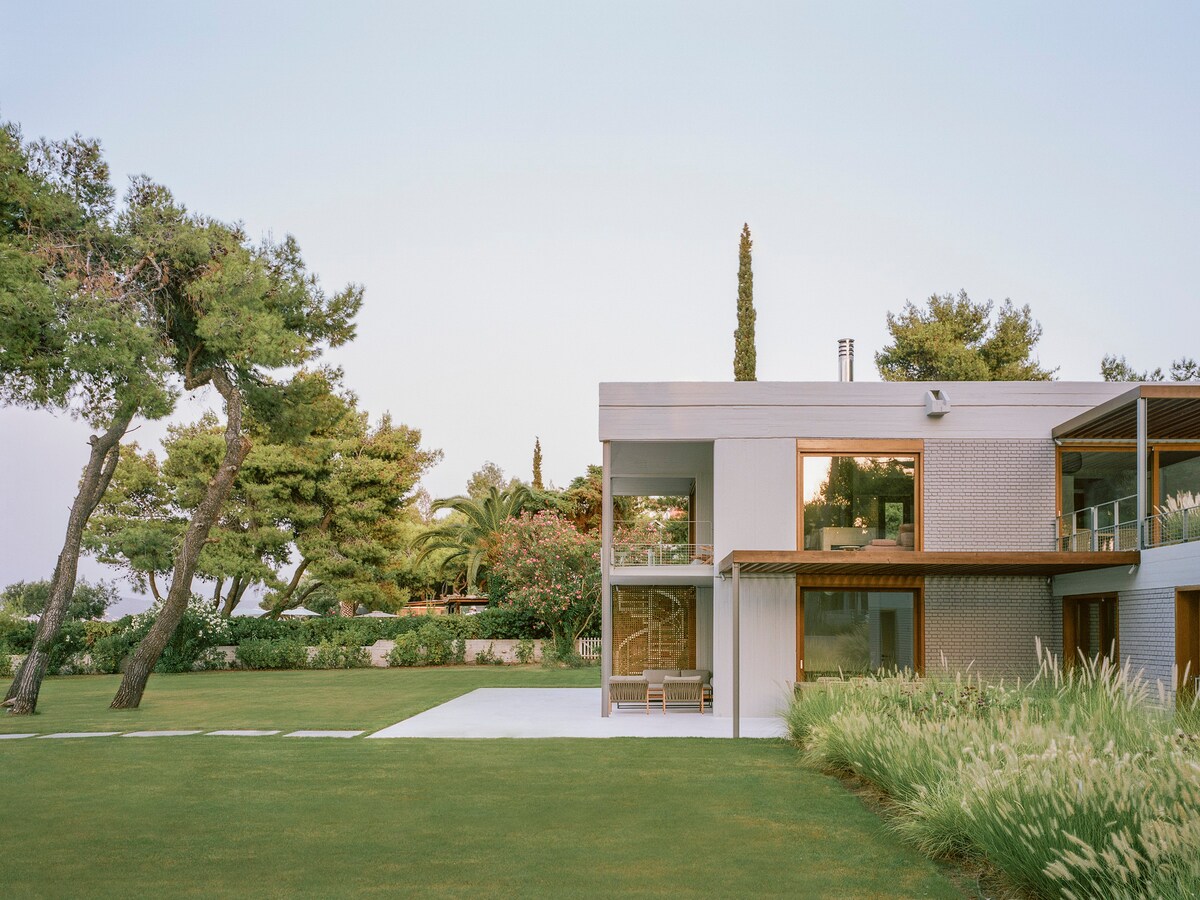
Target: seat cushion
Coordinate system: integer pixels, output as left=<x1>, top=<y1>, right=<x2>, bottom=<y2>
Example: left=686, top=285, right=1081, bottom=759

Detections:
left=642, top=669, right=680, bottom=688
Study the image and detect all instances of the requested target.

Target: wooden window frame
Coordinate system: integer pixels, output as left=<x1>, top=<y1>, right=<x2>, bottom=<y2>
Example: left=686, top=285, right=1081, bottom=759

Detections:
left=795, top=440, right=924, bottom=553
left=1062, top=592, right=1119, bottom=669
left=795, top=576, right=925, bottom=681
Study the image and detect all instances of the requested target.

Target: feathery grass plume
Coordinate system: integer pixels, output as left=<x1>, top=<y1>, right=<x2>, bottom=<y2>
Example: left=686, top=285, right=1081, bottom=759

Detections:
left=785, top=643, right=1200, bottom=898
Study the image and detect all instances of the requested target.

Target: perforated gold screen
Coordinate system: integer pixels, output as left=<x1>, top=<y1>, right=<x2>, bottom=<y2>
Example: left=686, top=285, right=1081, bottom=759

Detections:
left=612, top=586, right=696, bottom=675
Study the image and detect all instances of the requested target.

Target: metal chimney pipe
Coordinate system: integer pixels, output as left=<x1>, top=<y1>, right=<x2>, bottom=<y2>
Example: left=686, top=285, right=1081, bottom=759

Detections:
left=838, top=338, right=854, bottom=382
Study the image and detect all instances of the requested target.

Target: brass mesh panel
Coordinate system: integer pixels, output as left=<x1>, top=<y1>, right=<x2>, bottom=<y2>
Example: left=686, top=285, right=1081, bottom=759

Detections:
left=612, top=586, right=696, bottom=675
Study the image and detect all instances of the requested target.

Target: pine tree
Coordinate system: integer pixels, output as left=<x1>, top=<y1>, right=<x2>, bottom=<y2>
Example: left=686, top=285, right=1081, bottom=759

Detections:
left=532, top=437, right=544, bottom=491
left=733, top=223, right=756, bottom=381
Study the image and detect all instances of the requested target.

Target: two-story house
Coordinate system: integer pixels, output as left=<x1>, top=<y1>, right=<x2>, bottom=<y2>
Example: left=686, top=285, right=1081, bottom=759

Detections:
left=598, top=366, right=1200, bottom=734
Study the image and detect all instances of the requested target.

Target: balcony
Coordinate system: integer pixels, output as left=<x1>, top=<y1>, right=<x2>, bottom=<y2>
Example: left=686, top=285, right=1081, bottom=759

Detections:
left=1057, top=495, right=1200, bottom=551
left=611, top=521, right=713, bottom=568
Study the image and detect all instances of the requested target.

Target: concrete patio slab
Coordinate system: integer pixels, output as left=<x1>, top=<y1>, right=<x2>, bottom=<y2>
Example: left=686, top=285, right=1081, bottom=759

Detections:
left=367, top=688, right=787, bottom=739
left=123, top=730, right=204, bottom=738
left=206, top=730, right=280, bottom=737
left=284, top=730, right=363, bottom=738
left=38, top=732, right=121, bottom=739
left=0, top=733, right=37, bottom=740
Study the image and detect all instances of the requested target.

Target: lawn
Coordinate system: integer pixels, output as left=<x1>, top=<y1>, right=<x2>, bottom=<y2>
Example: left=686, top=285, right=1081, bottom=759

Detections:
left=1, top=669, right=963, bottom=898
left=0, top=666, right=600, bottom=734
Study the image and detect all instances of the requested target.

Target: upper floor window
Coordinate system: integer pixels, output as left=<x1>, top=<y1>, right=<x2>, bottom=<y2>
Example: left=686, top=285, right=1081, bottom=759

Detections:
left=797, top=442, right=922, bottom=552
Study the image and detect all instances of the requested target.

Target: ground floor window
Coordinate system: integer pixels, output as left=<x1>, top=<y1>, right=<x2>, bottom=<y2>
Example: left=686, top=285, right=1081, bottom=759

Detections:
left=611, top=586, right=696, bottom=675
left=796, top=585, right=923, bottom=681
left=1062, top=594, right=1119, bottom=669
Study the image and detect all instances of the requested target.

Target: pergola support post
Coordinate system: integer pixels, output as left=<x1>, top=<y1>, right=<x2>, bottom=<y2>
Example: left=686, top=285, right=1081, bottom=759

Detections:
left=600, top=441, right=612, bottom=716
left=1136, top=396, right=1148, bottom=549
left=732, top=562, right=740, bottom=739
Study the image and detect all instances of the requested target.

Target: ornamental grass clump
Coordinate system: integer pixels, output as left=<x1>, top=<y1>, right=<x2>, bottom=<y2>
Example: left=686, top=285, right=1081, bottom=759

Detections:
left=787, top=644, right=1200, bottom=899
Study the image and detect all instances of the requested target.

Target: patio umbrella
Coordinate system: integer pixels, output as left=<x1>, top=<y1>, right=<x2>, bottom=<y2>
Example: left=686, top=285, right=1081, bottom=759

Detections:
left=279, top=607, right=319, bottom=618
left=359, top=610, right=398, bottom=617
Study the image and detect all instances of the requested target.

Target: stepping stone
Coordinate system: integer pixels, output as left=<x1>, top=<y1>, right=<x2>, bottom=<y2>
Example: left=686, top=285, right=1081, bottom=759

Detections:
left=206, top=730, right=280, bottom=737
left=123, top=730, right=204, bottom=738
left=38, top=732, right=121, bottom=739
left=284, top=730, right=363, bottom=738
left=0, top=733, right=37, bottom=740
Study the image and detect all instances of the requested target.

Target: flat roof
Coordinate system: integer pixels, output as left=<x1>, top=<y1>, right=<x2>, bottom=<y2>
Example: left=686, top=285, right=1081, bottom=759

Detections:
left=1052, top=384, right=1200, bottom=441
left=717, top=550, right=1140, bottom=577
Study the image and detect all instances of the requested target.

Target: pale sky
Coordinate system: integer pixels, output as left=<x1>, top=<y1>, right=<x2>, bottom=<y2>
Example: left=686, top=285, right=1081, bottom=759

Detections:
left=2, top=2, right=1198, bottom=610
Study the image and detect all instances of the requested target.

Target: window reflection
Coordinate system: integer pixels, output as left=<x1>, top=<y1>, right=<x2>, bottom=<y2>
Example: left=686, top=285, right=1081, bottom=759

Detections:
left=802, top=456, right=916, bottom=551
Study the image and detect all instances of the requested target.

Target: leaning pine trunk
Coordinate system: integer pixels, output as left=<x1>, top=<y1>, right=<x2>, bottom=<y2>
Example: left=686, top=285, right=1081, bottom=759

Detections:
left=111, top=371, right=249, bottom=709
left=4, top=406, right=132, bottom=714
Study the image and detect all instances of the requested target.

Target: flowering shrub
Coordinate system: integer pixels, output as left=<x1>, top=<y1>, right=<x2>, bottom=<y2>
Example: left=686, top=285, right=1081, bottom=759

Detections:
left=491, top=511, right=600, bottom=657
left=130, top=596, right=231, bottom=673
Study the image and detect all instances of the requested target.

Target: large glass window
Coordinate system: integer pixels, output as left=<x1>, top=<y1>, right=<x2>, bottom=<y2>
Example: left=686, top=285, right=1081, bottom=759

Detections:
left=799, top=589, right=917, bottom=679
left=801, top=456, right=917, bottom=551
left=1059, top=449, right=1136, bottom=517
left=1158, top=449, right=1200, bottom=512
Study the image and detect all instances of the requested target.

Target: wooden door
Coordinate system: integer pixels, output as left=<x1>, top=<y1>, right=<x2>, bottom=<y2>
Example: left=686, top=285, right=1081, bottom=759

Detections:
left=1177, top=589, right=1200, bottom=700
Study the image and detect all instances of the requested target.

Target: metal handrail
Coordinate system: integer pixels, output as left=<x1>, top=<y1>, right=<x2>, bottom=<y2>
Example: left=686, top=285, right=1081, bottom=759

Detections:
left=611, top=541, right=715, bottom=566
left=1143, top=502, right=1200, bottom=548
left=1056, top=495, right=1138, bottom=551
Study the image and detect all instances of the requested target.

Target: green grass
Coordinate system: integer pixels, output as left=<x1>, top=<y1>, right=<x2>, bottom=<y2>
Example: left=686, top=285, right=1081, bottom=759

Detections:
left=1, top=737, right=960, bottom=898
left=0, top=666, right=600, bottom=734
left=0, top=667, right=963, bottom=897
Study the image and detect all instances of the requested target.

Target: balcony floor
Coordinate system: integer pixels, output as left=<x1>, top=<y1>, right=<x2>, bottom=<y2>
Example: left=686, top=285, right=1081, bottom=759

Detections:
left=609, top=564, right=714, bottom=586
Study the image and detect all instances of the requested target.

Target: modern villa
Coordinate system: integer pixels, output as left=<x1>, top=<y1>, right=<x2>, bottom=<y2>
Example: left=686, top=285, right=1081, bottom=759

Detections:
left=598, top=347, right=1200, bottom=734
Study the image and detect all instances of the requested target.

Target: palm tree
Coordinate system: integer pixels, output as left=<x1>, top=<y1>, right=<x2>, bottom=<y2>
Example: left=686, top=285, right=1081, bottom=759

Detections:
left=410, top=485, right=541, bottom=590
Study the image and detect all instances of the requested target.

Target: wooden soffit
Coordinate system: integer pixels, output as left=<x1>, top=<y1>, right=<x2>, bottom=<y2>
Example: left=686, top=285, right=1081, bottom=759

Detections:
left=717, top=550, right=1141, bottom=577
left=1053, top=384, right=1200, bottom=441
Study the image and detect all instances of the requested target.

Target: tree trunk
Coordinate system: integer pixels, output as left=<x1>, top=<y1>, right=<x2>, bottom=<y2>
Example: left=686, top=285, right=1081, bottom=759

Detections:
left=111, top=370, right=249, bottom=709
left=218, top=575, right=242, bottom=617
left=220, top=577, right=250, bottom=617
left=4, top=406, right=132, bottom=714
left=339, top=600, right=355, bottom=617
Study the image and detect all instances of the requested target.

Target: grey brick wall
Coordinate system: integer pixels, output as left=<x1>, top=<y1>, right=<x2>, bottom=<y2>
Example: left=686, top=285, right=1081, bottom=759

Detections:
left=1116, top=587, right=1175, bottom=692
left=923, top=439, right=1057, bottom=551
left=925, top=576, right=1058, bottom=679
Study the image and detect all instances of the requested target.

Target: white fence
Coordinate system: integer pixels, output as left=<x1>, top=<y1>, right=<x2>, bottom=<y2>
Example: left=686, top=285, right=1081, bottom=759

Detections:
left=576, top=637, right=601, bottom=659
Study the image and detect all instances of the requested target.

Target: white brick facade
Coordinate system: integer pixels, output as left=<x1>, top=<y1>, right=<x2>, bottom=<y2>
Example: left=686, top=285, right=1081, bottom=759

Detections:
left=1114, top=587, right=1175, bottom=690
left=925, top=576, right=1058, bottom=678
left=923, top=439, right=1057, bottom=551
left=920, top=440, right=1061, bottom=678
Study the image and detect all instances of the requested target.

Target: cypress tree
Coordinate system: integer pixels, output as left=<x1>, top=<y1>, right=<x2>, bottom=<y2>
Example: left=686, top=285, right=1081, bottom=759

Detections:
left=733, top=223, right=757, bottom=381
left=532, top=437, right=544, bottom=491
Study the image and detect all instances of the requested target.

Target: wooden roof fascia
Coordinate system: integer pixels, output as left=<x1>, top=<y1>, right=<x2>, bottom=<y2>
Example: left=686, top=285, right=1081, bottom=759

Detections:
left=717, top=550, right=1140, bottom=577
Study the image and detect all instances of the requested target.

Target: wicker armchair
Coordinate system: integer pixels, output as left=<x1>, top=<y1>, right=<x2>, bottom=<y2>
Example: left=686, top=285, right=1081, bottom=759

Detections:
left=609, top=676, right=649, bottom=713
left=662, top=674, right=705, bottom=713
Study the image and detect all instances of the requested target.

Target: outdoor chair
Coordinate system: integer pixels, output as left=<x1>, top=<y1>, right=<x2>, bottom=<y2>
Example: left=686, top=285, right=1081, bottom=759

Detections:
left=609, top=675, right=650, bottom=713
left=662, top=674, right=705, bottom=713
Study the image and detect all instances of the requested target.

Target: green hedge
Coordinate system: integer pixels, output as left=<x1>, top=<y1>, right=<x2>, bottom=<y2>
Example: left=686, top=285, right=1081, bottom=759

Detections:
left=236, top=639, right=309, bottom=670
left=225, top=609, right=549, bottom=644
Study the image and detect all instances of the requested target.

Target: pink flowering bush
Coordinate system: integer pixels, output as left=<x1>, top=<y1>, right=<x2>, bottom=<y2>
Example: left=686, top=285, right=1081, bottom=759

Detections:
left=491, top=511, right=600, bottom=657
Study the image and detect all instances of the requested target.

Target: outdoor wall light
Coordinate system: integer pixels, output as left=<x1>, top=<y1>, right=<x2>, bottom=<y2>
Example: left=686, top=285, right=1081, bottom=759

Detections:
left=925, top=389, right=951, bottom=417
